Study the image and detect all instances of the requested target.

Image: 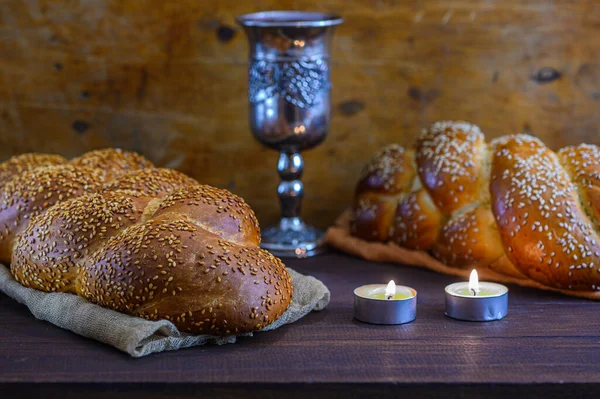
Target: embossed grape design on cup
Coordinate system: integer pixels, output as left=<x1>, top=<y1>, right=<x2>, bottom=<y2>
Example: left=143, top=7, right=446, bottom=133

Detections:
left=237, top=11, right=343, bottom=258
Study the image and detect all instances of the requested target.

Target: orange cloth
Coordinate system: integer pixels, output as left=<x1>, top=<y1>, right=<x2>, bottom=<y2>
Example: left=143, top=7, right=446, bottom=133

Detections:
left=325, top=210, right=600, bottom=300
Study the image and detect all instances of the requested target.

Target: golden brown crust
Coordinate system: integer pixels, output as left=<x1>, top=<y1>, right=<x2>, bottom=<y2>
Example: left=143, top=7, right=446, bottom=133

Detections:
left=490, top=134, right=600, bottom=290
left=558, top=144, right=600, bottom=229
left=350, top=194, right=396, bottom=242
left=79, top=218, right=292, bottom=335
left=351, top=146, right=416, bottom=241
left=103, top=168, right=198, bottom=197
left=11, top=191, right=150, bottom=293
left=432, top=206, right=506, bottom=269
left=0, top=153, right=67, bottom=186
left=352, top=121, right=600, bottom=294
left=355, top=145, right=415, bottom=195
left=391, top=188, right=443, bottom=250
left=0, top=165, right=105, bottom=263
left=70, top=148, right=154, bottom=180
left=152, top=185, right=262, bottom=247
left=416, top=121, right=488, bottom=216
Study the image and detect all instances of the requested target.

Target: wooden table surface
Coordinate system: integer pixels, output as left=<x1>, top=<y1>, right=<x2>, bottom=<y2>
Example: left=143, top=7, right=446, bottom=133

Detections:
left=1, top=251, right=600, bottom=398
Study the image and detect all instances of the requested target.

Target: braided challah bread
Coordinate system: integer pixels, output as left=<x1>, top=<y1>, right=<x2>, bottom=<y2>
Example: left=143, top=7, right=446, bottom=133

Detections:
left=352, top=121, right=600, bottom=294
left=2, top=149, right=293, bottom=335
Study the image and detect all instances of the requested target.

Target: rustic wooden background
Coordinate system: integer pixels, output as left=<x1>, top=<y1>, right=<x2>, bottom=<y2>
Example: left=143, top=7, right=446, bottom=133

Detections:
left=1, top=1, right=599, bottom=229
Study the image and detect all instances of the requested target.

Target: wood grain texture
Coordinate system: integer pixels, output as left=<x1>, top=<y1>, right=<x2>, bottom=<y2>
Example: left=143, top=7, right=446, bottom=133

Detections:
left=1, top=1, right=600, bottom=228
left=1, top=251, right=600, bottom=398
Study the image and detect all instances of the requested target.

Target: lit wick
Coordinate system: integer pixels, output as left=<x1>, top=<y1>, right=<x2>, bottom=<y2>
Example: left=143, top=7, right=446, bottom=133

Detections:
left=385, top=280, right=396, bottom=300
left=469, top=269, right=480, bottom=297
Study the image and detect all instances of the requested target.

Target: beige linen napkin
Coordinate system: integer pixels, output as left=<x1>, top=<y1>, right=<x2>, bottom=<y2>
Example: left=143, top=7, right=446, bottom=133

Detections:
left=0, top=264, right=330, bottom=357
left=325, top=210, right=600, bottom=300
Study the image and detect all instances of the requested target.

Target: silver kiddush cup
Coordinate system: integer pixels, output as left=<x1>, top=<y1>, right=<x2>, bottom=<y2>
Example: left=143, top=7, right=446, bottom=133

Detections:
left=237, top=11, right=343, bottom=258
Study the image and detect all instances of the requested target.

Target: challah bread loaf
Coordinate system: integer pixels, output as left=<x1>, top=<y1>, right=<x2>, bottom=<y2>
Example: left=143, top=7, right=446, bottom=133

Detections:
left=2, top=148, right=293, bottom=335
left=352, top=121, right=600, bottom=293
left=79, top=187, right=290, bottom=335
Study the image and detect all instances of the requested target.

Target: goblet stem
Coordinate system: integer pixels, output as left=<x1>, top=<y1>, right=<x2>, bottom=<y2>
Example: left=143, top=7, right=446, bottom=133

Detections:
left=258, top=150, right=324, bottom=258
left=277, top=151, right=304, bottom=219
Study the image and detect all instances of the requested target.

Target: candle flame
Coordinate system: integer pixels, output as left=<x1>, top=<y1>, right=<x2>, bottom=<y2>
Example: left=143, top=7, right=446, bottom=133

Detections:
left=385, top=280, right=396, bottom=300
left=469, top=269, right=480, bottom=296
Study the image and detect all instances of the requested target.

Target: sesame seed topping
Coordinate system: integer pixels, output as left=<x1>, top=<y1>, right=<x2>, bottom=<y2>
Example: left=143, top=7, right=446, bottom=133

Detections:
left=5, top=149, right=294, bottom=335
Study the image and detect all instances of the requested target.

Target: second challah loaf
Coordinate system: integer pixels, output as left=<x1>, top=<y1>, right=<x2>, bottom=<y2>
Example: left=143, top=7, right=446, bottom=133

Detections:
left=352, top=121, right=600, bottom=294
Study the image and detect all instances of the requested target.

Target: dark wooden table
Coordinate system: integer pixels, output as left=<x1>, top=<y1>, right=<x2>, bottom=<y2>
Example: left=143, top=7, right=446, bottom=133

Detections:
left=1, top=251, right=599, bottom=398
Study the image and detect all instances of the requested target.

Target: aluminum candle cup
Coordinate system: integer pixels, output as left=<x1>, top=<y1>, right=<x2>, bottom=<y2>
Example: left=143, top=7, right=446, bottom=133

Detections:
left=445, top=271, right=508, bottom=321
left=353, top=281, right=417, bottom=325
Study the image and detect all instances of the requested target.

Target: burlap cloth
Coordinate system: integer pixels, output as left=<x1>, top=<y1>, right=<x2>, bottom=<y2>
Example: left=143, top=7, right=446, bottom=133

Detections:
left=325, top=210, right=600, bottom=300
left=0, top=264, right=330, bottom=357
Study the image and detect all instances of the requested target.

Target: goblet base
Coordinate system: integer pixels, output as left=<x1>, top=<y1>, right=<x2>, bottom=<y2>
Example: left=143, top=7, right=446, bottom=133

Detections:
left=260, top=217, right=325, bottom=258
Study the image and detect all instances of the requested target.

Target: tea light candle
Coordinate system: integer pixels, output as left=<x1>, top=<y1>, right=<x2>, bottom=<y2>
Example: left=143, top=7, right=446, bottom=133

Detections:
left=445, top=270, right=508, bottom=321
left=354, top=280, right=417, bottom=325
